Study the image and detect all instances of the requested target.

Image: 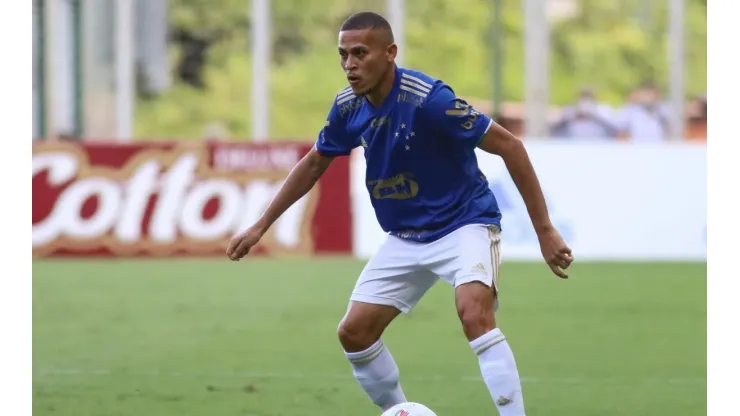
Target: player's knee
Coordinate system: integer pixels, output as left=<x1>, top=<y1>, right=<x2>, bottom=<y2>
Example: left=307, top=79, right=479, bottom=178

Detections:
left=458, top=305, right=494, bottom=341
left=337, top=302, right=400, bottom=352
left=337, top=317, right=381, bottom=352
left=455, top=282, right=496, bottom=341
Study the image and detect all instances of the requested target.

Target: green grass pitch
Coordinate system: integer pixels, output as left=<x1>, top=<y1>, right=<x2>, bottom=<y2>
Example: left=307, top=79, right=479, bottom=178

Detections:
left=33, top=258, right=706, bottom=415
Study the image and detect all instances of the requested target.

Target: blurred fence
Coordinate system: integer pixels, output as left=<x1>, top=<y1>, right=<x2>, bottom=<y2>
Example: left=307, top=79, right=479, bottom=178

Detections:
left=33, top=0, right=706, bottom=142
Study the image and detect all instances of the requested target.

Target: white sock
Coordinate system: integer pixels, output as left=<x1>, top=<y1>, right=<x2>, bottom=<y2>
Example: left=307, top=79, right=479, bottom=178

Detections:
left=470, top=328, right=526, bottom=416
left=345, top=339, right=407, bottom=411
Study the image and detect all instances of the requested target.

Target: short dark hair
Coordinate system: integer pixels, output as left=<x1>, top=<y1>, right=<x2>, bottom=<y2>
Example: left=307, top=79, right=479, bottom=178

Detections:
left=340, top=12, right=394, bottom=43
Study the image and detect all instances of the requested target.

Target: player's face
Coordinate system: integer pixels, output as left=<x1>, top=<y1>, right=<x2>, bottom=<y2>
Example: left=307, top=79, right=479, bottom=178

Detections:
left=338, top=29, right=396, bottom=96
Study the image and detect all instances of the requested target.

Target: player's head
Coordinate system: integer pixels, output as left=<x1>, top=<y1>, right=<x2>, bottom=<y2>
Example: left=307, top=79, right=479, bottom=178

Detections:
left=338, top=12, right=397, bottom=96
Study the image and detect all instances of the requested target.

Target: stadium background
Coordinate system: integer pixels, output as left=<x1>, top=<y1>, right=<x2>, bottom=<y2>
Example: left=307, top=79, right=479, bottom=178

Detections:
left=32, top=0, right=707, bottom=415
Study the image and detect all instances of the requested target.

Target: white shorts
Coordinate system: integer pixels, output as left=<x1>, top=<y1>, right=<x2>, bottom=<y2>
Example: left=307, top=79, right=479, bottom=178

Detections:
left=350, top=224, right=502, bottom=313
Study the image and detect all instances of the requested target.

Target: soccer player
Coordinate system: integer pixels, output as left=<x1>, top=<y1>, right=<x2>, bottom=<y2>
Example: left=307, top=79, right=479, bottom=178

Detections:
left=227, top=11, right=574, bottom=415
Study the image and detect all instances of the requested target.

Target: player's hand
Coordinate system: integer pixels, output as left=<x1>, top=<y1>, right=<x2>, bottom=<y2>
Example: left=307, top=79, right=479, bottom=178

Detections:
left=226, top=226, right=265, bottom=261
left=537, top=227, right=574, bottom=279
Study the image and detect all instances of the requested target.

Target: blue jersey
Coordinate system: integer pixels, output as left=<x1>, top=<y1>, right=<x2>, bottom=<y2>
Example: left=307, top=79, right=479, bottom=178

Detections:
left=315, top=66, right=502, bottom=242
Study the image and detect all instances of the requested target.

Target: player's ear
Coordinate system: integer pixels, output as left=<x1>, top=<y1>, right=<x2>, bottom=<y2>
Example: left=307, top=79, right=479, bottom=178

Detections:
left=386, top=43, right=398, bottom=62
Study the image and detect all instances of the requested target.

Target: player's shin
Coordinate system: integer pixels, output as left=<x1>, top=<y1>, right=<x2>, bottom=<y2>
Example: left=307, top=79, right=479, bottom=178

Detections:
left=344, top=339, right=407, bottom=411
left=470, top=328, right=527, bottom=415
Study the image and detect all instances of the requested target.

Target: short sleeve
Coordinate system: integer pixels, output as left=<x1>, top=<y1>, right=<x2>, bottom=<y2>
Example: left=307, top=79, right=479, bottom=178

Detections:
left=423, top=84, right=493, bottom=148
left=314, top=103, right=354, bottom=157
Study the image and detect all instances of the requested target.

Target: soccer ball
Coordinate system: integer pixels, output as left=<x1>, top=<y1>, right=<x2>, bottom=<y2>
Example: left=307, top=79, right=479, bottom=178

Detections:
left=381, top=402, right=437, bottom=416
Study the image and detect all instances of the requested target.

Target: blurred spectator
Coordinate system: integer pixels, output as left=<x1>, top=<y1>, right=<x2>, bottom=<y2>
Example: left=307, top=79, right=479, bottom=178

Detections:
left=617, top=81, right=671, bottom=141
left=551, top=87, right=619, bottom=140
left=686, top=92, right=707, bottom=141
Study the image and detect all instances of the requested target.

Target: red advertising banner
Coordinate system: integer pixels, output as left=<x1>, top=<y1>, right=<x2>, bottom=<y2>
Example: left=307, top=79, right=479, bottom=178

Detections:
left=32, top=141, right=352, bottom=257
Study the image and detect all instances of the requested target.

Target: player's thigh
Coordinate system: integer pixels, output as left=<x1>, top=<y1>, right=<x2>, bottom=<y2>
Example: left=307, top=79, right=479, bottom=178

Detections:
left=427, top=224, right=502, bottom=301
left=350, top=235, right=439, bottom=314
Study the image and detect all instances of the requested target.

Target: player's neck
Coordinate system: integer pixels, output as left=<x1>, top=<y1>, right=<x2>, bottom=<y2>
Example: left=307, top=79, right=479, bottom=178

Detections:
left=366, top=66, right=397, bottom=108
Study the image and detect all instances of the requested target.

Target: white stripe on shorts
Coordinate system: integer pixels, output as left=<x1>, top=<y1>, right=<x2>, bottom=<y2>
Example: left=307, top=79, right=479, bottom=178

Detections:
left=488, top=225, right=501, bottom=294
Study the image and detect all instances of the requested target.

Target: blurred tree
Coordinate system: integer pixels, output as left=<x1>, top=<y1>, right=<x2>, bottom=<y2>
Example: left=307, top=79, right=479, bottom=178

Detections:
left=135, top=0, right=706, bottom=141
left=549, top=0, right=706, bottom=104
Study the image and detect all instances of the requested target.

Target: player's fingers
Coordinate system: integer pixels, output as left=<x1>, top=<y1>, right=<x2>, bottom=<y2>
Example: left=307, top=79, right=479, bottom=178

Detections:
left=549, top=254, right=567, bottom=266
left=231, top=245, right=246, bottom=260
left=226, top=238, right=240, bottom=258
left=558, top=247, right=574, bottom=262
left=549, top=262, right=568, bottom=279
left=556, top=252, right=573, bottom=267
left=233, top=240, right=254, bottom=260
left=228, top=240, right=248, bottom=261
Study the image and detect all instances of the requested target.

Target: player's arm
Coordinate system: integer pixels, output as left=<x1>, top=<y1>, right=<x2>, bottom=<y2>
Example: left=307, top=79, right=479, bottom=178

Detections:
left=424, top=84, right=553, bottom=233
left=252, top=148, right=334, bottom=234
left=227, top=102, right=353, bottom=260
left=425, top=84, right=573, bottom=277
left=477, top=114, right=575, bottom=277
left=476, top=122, right=552, bottom=233
left=478, top=122, right=574, bottom=277
left=255, top=102, right=355, bottom=234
